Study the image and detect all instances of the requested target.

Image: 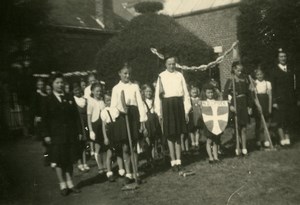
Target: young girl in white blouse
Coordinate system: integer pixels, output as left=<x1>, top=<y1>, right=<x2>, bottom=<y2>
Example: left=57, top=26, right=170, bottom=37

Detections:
left=87, top=83, right=106, bottom=174
left=110, top=63, right=147, bottom=184
left=253, top=68, right=272, bottom=148
left=154, top=55, right=191, bottom=172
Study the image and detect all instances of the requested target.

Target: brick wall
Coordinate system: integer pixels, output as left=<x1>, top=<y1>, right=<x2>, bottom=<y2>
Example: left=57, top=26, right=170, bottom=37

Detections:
left=175, top=6, right=240, bottom=89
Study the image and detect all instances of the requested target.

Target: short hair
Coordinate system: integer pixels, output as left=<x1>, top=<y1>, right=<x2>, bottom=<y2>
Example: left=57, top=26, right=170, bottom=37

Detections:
left=231, top=61, right=242, bottom=74
left=119, top=62, right=132, bottom=72
left=49, top=72, right=64, bottom=85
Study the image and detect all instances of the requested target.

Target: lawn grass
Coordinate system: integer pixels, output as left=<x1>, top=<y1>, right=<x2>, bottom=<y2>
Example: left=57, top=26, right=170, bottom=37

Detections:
left=0, top=129, right=299, bottom=205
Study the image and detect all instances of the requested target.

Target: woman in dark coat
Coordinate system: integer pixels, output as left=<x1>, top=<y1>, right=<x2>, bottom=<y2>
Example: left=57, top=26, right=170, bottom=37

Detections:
left=272, top=49, right=299, bottom=146
left=42, top=73, right=81, bottom=196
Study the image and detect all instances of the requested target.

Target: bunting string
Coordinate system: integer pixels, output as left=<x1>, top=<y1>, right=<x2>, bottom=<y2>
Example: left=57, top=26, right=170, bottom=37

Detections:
left=150, top=41, right=239, bottom=71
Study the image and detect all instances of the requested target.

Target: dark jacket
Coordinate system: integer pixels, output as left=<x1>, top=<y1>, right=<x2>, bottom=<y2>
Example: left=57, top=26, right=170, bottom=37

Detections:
left=271, top=65, right=297, bottom=105
left=41, top=93, right=81, bottom=144
left=30, top=91, right=46, bottom=117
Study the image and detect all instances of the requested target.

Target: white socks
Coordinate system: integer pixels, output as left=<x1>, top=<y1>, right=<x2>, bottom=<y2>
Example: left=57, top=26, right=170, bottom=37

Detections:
left=66, top=180, right=74, bottom=189
left=171, top=160, right=181, bottom=167
left=118, top=169, right=125, bottom=176
left=59, top=182, right=67, bottom=190
left=106, top=171, right=113, bottom=178
left=281, top=139, right=291, bottom=145
left=125, top=173, right=133, bottom=179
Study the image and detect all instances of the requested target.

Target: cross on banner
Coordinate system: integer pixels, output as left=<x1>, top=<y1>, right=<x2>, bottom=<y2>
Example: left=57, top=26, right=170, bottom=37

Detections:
left=201, top=101, right=229, bottom=135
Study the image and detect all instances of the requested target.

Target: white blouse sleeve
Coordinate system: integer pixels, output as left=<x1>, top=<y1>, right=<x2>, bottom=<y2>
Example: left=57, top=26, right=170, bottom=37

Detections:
left=181, top=74, right=191, bottom=114
left=154, top=76, right=162, bottom=117
left=135, top=85, right=148, bottom=122
left=266, top=81, right=272, bottom=91
left=87, top=99, right=93, bottom=115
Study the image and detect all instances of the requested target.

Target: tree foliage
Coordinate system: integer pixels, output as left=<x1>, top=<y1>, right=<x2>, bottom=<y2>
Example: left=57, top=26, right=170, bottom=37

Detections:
left=96, top=12, right=214, bottom=88
left=237, top=0, right=300, bottom=76
left=134, top=1, right=164, bottom=14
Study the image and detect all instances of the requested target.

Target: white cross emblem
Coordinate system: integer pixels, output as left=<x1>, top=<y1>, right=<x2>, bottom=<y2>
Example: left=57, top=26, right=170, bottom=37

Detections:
left=202, top=101, right=228, bottom=135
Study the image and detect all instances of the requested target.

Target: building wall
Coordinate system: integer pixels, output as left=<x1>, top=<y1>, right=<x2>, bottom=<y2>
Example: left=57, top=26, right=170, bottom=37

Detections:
left=175, top=6, right=240, bottom=89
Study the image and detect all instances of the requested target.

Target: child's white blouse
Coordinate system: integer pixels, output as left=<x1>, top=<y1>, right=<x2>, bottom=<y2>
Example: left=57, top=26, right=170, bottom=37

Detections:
left=255, top=80, right=272, bottom=94
left=110, top=81, right=147, bottom=122
left=154, top=70, right=191, bottom=116
left=87, top=98, right=106, bottom=123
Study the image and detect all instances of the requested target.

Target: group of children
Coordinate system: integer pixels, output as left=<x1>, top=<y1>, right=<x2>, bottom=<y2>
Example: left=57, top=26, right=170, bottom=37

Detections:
left=34, top=49, right=298, bottom=195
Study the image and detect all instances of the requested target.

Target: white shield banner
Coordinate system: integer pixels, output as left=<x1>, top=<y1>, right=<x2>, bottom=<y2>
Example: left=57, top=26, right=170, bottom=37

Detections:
left=201, top=100, right=229, bottom=135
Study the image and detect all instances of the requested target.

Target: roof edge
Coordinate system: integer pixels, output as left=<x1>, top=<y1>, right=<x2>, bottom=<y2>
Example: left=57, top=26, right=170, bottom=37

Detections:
left=172, top=2, right=240, bottom=19
left=39, top=24, right=120, bottom=34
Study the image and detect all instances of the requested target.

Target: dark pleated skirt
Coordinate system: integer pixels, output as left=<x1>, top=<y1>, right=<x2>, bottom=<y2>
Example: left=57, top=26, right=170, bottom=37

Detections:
left=162, top=97, right=187, bottom=141
left=92, top=119, right=104, bottom=145
left=50, top=143, right=79, bottom=169
left=145, top=112, right=162, bottom=143
left=254, top=94, right=269, bottom=119
left=236, top=96, right=249, bottom=126
left=109, top=106, right=140, bottom=146
left=204, top=127, right=221, bottom=144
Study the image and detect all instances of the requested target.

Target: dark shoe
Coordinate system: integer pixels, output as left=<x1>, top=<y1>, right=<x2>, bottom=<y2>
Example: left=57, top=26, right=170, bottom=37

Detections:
left=69, top=187, right=81, bottom=194
left=177, top=165, right=183, bottom=172
left=108, top=175, right=115, bottom=182
left=60, top=188, right=69, bottom=196
left=123, top=177, right=134, bottom=185
left=171, top=165, right=178, bottom=172
left=214, top=159, right=221, bottom=164
left=209, top=160, right=214, bottom=164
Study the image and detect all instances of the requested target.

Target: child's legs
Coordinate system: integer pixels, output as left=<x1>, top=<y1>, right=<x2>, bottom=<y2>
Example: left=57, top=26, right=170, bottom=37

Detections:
left=206, top=139, right=213, bottom=160
left=82, top=149, right=87, bottom=164
left=122, top=144, right=131, bottom=174
left=94, top=143, right=104, bottom=169
left=55, top=167, right=66, bottom=184
left=106, top=149, right=112, bottom=172
left=212, top=142, right=219, bottom=160
left=101, top=151, right=107, bottom=169
left=117, top=156, right=124, bottom=171
left=255, top=117, right=262, bottom=141
left=180, top=134, right=185, bottom=151
left=167, top=139, right=176, bottom=161
left=175, top=138, right=181, bottom=160
left=195, top=129, right=200, bottom=146
left=190, top=132, right=195, bottom=146
left=240, top=126, right=247, bottom=149
left=184, top=135, right=189, bottom=151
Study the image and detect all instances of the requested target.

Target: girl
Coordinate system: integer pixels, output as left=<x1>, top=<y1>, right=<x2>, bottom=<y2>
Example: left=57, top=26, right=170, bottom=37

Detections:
left=110, top=63, right=147, bottom=184
left=223, top=62, right=252, bottom=156
left=154, top=55, right=191, bottom=171
left=188, top=86, right=201, bottom=150
left=87, top=83, right=106, bottom=174
left=45, top=84, right=52, bottom=96
left=141, top=84, right=162, bottom=165
left=42, top=73, right=81, bottom=196
left=101, top=105, right=125, bottom=182
left=85, top=74, right=97, bottom=156
left=73, top=86, right=90, bottom=171
left=253, top=68, right=272, bottom=148
left=201, top=84, right=222, bottom=163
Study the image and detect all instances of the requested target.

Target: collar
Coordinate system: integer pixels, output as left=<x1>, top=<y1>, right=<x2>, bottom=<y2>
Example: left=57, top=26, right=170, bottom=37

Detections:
left=53, top=91, right=64, bottom=98
left=118, top=81, right=132, bottom=86
left=278, top=64, right=287, bottom=72
left=36, top=89, right=47, bottom=96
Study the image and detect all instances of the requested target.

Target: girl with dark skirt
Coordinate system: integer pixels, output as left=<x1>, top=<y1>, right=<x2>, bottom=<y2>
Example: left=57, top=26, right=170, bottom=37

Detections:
left=110, top=63, right=147, bottom=184
left=87, top=83, right=106, bottom=174
left=253, top=68, right=272, bottom=148
left=154, top=56, right=191, bottom=172
left=141, top=84, right=162, bottom=165
left=42, top=73, right=81, bottom=196
left=223, top=62, right=252, bottom=156
left=73, top=86, right=90, bottom=171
